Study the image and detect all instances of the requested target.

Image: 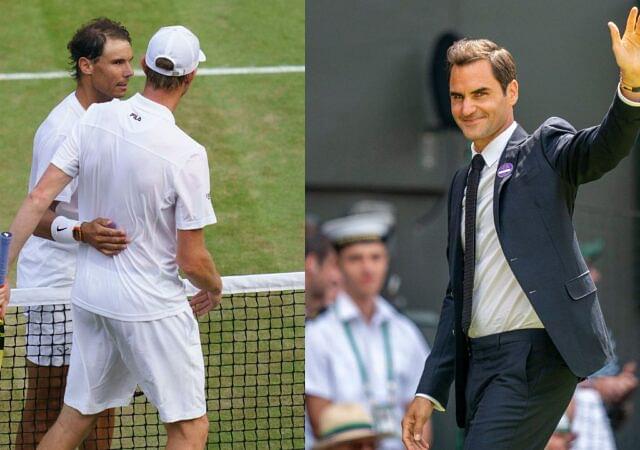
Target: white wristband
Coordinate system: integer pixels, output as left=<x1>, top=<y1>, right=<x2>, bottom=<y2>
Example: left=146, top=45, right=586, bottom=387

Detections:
left=51, top=216, right=81, bottom=244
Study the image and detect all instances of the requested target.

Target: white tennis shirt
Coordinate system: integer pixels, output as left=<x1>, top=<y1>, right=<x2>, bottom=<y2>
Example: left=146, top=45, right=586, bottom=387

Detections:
left=51, top=93, right=216, bottom=321
left=17, top=91, right=85, bottom=367
left=17, top=92, right=84, bottom=289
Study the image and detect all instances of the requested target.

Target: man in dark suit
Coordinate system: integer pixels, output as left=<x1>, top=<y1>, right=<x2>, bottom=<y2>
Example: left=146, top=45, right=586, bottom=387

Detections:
left=401, top=7, right=640, bottom=450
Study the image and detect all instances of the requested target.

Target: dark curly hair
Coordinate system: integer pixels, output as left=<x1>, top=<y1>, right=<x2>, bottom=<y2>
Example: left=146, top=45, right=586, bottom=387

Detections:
left=67, top=18, right=131, bottom=80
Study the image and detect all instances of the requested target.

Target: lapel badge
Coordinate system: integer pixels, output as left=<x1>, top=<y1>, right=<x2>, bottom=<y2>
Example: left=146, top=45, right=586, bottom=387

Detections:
left=497, top=162, right=513, bottom=178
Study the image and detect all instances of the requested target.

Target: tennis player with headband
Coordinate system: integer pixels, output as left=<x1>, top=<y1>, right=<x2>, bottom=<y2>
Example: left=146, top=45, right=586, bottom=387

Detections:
left=1, top=25, right=221, bottom=450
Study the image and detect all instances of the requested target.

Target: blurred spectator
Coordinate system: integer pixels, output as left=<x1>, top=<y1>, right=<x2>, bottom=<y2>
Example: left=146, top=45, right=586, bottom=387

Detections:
left=570, top=387, right=616, bottom=450
left=347, top=201, right=404, bottom=306
left=305, top=212, right=431, bottom=450
left=306, top=222, right=342, bottom=319
left=312, top=403, right=391, bottom=450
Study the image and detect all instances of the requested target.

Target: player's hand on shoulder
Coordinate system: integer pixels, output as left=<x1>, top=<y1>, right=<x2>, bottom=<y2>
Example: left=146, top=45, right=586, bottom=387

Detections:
left=190, top=289, right=222, bottom=317
left=0, top=280, right=10, bottom=319
left=402, top=397, right=433, bottom=450
left=82, top=218, right=128, bottom=256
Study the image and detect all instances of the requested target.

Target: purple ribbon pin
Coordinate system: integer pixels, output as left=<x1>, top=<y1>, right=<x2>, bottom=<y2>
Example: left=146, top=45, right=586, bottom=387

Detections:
left=497, top=162, right=513, bottom=178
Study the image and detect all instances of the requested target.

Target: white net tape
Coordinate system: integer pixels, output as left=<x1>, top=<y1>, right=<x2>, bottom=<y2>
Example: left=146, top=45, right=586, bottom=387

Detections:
left=9, top=271, right=305, bottom=307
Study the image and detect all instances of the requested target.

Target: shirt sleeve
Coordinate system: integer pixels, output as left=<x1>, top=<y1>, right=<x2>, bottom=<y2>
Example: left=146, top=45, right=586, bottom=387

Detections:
left=410, top=324, right=445, bottom=412
left=36, top=130, right=78, bottom=204
left=415, top=393, right=446, bottom=412
left=401, top=323, right=431, bottom=405
left=305, top=323, right=333, bottom=399
left=50, top=121, right=81, bottom=181
left=174, top=150, right=217, bottom=230
left=617, top=83, right=640, bottom=107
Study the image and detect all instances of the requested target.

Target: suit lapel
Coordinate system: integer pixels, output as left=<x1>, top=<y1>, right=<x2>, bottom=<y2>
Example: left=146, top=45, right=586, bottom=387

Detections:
left=492, top=125, right=528, bottom=233
left=449, top=167, right=467, bottom=301
left=450, top=168, right=467, bottom=254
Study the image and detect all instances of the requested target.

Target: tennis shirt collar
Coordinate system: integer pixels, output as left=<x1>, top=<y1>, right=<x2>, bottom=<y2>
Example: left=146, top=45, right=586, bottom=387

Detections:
left=70, top=90, right=88, bottom=114
left=334, top=292, right=395, bottom=327
left=131, top=93, right=176, bottom=124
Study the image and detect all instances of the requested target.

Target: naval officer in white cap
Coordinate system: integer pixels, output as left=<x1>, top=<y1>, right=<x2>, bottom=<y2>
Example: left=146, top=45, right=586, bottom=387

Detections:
left=305, top=212, right=432, bottom=450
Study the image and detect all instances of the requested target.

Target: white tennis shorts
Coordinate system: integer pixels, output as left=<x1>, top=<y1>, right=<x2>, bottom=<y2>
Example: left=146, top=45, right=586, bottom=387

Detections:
left=64, top=304, right=206, bottom=423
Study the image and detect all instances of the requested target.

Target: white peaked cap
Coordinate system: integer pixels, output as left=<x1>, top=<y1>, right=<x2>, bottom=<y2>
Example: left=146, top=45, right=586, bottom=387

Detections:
left=322, top=212, right=394, bottom=247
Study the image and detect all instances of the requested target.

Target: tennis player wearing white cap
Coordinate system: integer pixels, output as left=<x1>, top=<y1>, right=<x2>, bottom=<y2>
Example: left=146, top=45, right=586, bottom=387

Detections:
left=2, top=25, right=220, bottom=450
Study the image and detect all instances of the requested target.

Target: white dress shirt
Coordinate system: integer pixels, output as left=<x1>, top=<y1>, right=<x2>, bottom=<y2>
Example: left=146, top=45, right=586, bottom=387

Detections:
left=461, top=121, right=544, bottom=338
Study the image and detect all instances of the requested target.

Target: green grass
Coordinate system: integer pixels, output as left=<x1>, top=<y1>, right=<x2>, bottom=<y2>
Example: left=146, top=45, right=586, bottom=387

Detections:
left=0, top=0, right=304, bottom=276
left=0, top=1, right=304, bottom=72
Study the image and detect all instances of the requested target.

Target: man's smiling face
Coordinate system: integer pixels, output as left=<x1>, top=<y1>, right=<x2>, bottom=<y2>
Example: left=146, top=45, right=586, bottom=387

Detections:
left=449, top=59, right=518, bottom=151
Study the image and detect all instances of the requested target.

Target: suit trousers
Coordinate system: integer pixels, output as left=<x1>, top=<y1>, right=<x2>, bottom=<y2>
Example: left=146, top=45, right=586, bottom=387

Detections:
left=463, top=329, right=578, bottom=450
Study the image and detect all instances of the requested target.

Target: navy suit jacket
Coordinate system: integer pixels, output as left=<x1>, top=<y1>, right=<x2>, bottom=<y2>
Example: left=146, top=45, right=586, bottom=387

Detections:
left=416, top=93, right=640, bottom=427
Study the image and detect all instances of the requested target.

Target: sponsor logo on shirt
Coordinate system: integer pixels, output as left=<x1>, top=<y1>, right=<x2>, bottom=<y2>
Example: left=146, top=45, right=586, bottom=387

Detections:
left=129, top=113, right=142, bottom=122
left=206, top=193, right=211, bottom=200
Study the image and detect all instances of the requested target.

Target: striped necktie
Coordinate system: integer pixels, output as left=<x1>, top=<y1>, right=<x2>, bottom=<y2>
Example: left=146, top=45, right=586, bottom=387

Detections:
left=462, top=154, right=486, bottom=334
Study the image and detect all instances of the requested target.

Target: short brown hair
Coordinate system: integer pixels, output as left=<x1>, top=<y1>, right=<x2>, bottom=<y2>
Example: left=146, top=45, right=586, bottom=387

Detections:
left=447, top=38, right=516, bottom=93
left=144, top=57, right=190, bottom=91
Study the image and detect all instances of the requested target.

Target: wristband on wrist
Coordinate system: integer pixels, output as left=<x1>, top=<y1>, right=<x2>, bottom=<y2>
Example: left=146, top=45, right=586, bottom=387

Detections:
left=50, top=216, right=82, bottom=244
left=73, top=223, right=85, bottom=243
left=620, top=78, right=640, bottom=92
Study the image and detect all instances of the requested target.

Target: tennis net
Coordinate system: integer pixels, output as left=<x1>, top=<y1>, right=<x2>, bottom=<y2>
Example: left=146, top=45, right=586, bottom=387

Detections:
left=0, top=272, right=305, bottom=449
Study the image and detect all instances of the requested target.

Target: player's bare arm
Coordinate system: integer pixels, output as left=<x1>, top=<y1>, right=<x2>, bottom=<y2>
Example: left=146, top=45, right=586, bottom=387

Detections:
left=31, top=202, right=128, bottom=256
left=8, top=164, right=72, bottom=265
left=1, top=164, right=71, bottom=312
left=609, top=6, right=640, bottom=102
left=32, top=202, right=59, bottom=239
left=177, top=228, right=222, bottom=311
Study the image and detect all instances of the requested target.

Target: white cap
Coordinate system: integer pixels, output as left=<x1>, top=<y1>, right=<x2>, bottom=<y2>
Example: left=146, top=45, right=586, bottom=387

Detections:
left=145, top=25, right=206, bottom=77
left=322, top=212, right=394, bottom=248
